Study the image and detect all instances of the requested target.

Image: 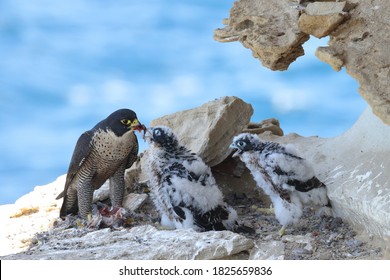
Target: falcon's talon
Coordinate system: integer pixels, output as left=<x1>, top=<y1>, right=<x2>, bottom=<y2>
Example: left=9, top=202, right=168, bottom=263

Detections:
left=75, top=218, right=87, bottom=228
left=279, top=226, right=286, bottom=237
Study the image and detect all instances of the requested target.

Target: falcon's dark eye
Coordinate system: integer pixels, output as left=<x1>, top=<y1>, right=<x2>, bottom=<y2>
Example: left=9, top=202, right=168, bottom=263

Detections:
left=121, top=119, right=131, bottom=125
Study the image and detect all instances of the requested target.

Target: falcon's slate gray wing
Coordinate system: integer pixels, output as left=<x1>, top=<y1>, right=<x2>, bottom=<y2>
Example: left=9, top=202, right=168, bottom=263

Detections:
left=56, top=131, right=93, bottom=199
left=57, top=131, right=93, bottom=216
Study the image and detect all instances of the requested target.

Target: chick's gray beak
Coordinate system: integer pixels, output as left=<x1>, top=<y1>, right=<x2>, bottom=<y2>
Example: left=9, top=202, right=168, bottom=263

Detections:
left=229, top=143, right=240, bottom=158
left=144, top=127, right=154, bottom=143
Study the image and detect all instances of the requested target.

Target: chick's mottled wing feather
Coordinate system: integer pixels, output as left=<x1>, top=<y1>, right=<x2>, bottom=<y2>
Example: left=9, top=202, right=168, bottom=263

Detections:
left=287, top=176, right=326, bottom=192
left=56, top=131, right=93, bottom=199
left=167, top=159, right=212, bottom=187
left=166, top=160, right=228, bottom=230
left=263, top=148, right=303, bottom=177
left=192, top=205, right=229, bottom=231
left=263, top=146, right=324, bottom=192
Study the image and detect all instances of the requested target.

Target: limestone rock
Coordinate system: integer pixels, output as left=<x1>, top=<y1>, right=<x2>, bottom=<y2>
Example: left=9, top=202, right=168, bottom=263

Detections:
left=2, top=225, right=254, bottom=260
left=243, top=118, right=284, bottom=136
left=299, top=2, right=348, bottom=38
left=92, top=180, right=110, bottom=203
left=124, top=157, right=142, bottom=192
left=212, top=156, right=270, bottom=206
left=214, top=0, right=310, bottom=70
left=305, top=1, right=347, bottom=16
left=122, top=193, right=148, bottom=212
left=0, top=175, right=65, bottom=256
left=215, top=0, right=390, bottom=125
left=323, top=108, right=390, bottom=240
left=315, top=46, right=344, bottom=71
left=282, top=234, right=314, bottom=253
left=249, top=240, right=285, bottom=260
left=150, top=96, right=253, bottom=166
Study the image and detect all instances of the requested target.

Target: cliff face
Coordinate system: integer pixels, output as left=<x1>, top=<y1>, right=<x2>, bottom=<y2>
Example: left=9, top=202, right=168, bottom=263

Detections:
left=214, top=0, right=390, bottom=125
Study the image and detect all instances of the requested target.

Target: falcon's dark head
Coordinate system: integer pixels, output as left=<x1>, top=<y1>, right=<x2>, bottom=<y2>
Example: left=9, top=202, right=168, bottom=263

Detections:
left=98, top=109, right=143, bottom=137
left=230, top=133, right=263, bottom=157
left=150, top=126, right=179, bottom=151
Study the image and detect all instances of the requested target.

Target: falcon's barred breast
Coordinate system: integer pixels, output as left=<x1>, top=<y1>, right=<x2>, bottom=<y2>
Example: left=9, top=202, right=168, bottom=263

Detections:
left=144, top=126, right=246, bottom=232
left=56, top=109, right=145, bottom=220
left=230, top=133, right=332, bottom=235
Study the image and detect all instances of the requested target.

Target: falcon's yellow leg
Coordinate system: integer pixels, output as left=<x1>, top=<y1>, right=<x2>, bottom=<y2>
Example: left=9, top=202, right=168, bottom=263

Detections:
left=279, top=226, right=286, bottom=237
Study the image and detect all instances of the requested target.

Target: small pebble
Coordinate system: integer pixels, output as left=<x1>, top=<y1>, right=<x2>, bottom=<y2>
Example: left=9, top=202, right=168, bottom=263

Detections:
left=345, top=239, right=363, bottom=248
left=292, top=248, right=312, bottom=256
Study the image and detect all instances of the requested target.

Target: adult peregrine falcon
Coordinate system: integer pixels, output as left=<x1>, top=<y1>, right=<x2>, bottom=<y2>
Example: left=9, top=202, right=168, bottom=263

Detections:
left=144, top=126, right=245, bottom=232
left=230, top=133, right=331, bottom=235
left=56, top=109, right=145, bottom=220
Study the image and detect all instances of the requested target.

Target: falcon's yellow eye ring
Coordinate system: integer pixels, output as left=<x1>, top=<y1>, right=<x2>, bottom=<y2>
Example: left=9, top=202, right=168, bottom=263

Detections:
left=121, top=119, right=132, bottom=125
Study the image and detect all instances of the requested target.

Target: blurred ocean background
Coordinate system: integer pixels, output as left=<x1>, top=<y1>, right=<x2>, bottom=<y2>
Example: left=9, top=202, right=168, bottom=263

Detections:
left=0, top=0, right=366, bottom=205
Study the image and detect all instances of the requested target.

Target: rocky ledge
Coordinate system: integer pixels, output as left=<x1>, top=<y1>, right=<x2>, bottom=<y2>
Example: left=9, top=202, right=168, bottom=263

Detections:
left=1, top=97, right=389, bottom=260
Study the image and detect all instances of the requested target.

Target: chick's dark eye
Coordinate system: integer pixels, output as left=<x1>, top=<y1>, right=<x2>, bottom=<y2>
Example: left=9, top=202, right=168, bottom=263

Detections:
left=153, top=128, right=162, bottom=137
left=237, top=140, right=246, bottom=148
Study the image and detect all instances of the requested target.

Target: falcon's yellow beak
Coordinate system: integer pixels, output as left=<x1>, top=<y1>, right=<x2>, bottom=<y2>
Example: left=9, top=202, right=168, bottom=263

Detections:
left=129, top=118, right=140, bottom=129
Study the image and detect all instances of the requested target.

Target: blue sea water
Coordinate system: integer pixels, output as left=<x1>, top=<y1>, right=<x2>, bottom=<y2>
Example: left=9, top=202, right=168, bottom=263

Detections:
left=0, top=0, right=366, bottom=205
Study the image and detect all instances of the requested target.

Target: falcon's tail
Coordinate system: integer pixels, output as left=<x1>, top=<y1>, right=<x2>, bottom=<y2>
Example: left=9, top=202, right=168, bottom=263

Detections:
left=56, top=191, right=65, bottom=200
left=59, top=192, right=79, bottom=219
